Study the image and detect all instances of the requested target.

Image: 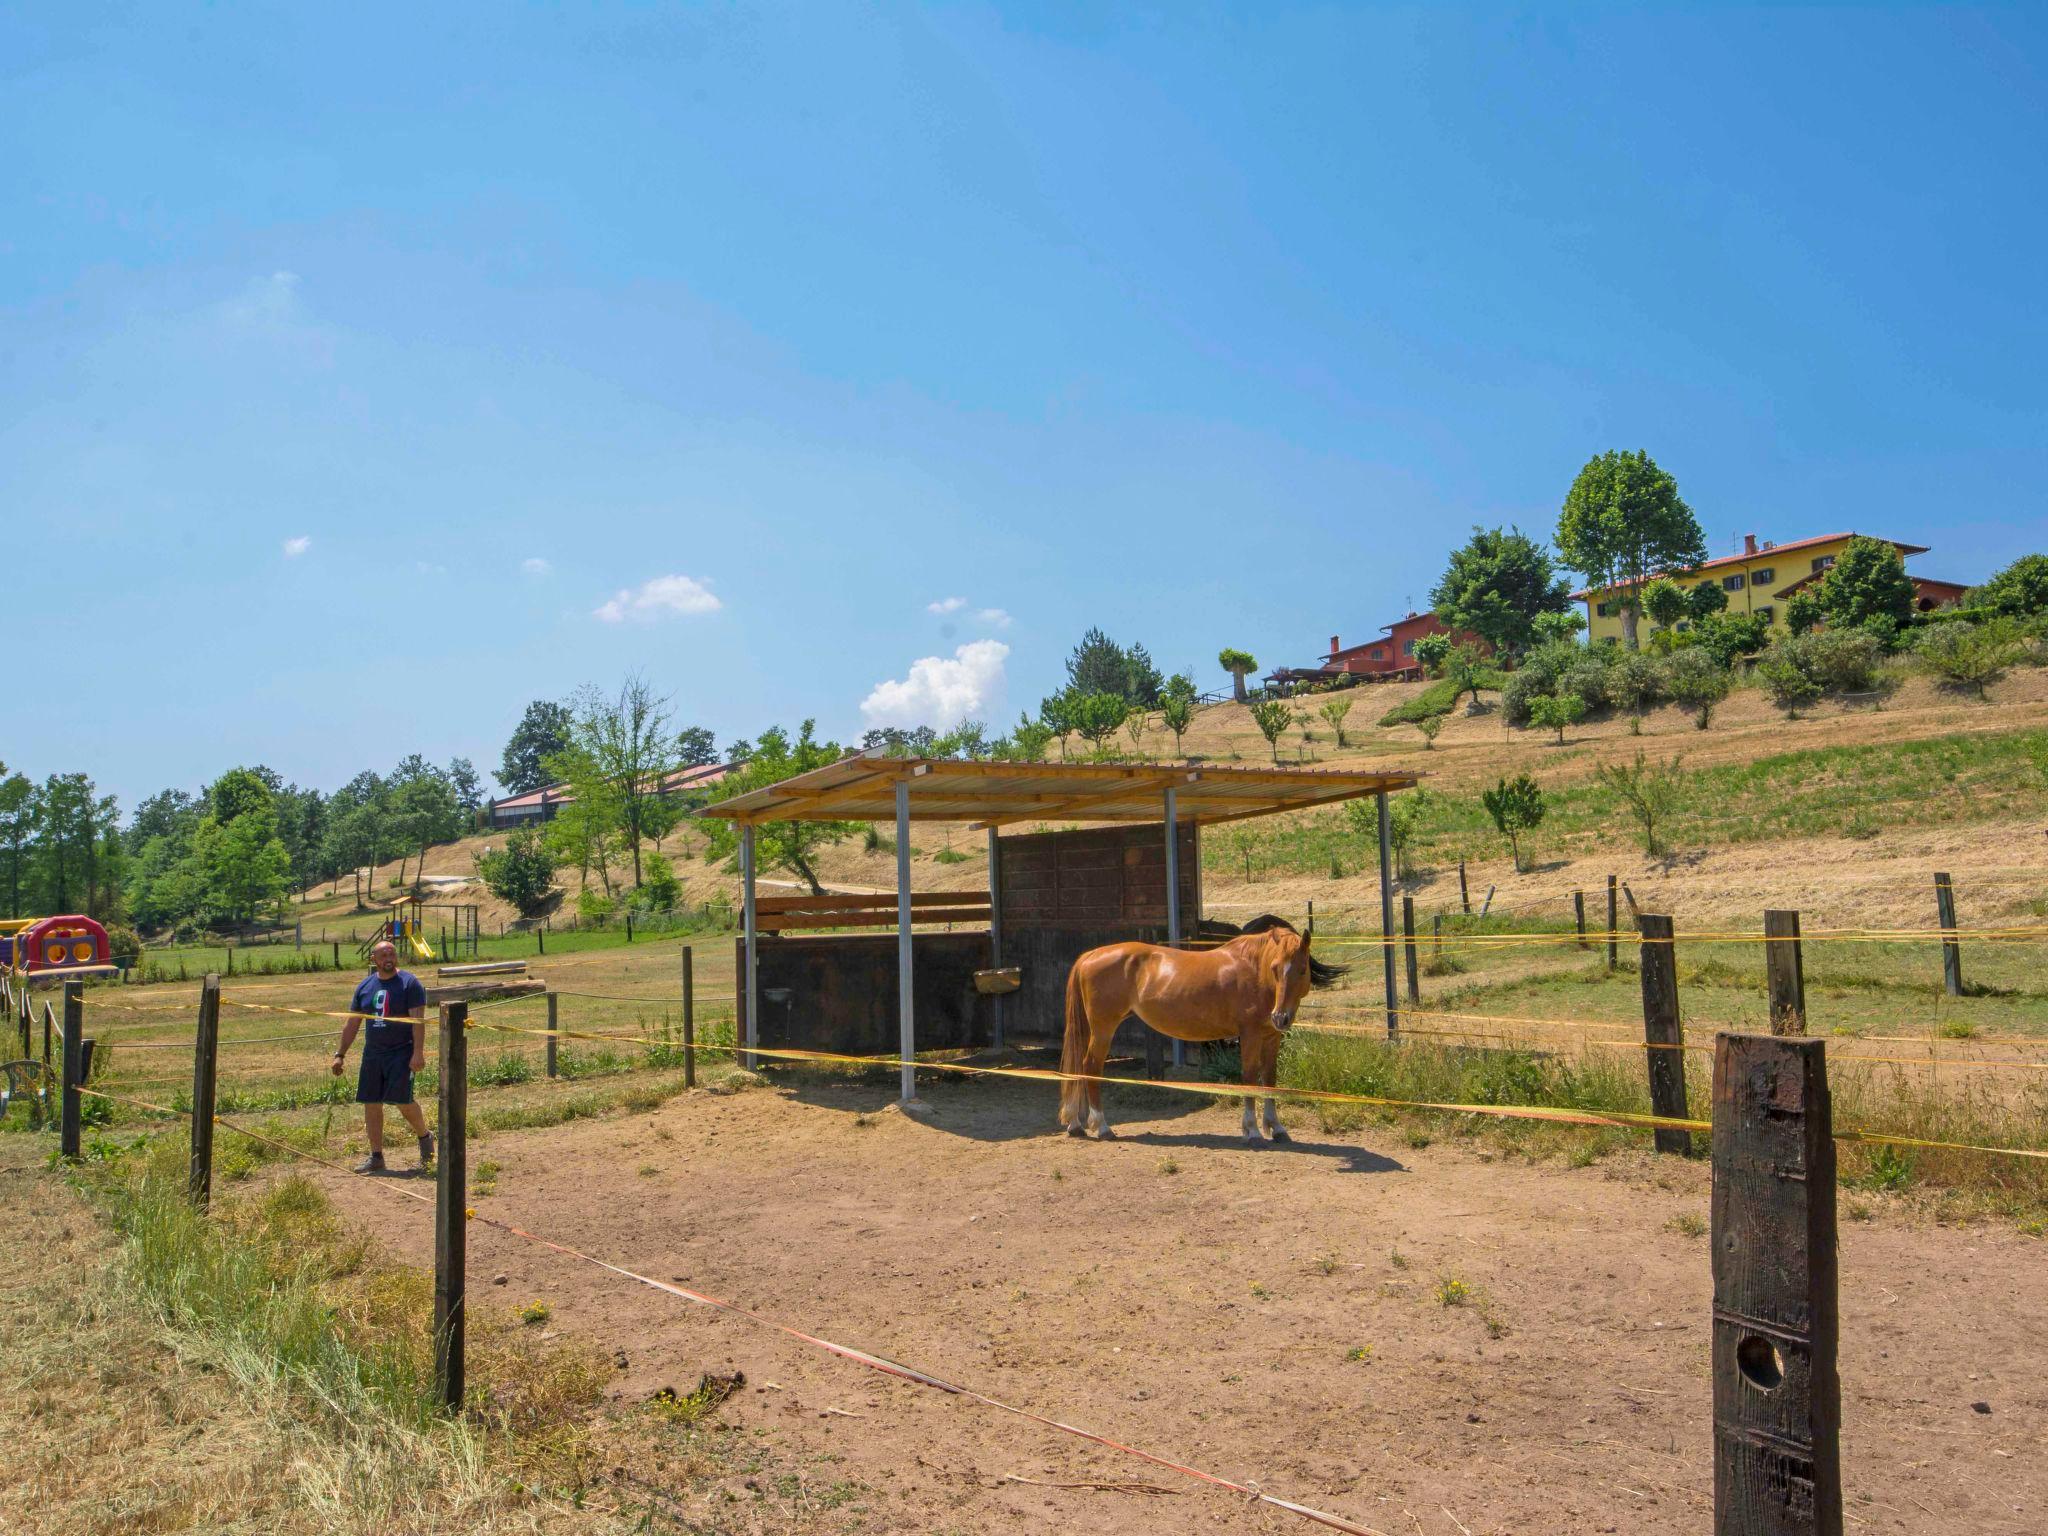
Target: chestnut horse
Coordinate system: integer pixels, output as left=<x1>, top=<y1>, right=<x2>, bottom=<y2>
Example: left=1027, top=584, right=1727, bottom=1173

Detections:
left=1058, top=916, right=1340, bottom=1144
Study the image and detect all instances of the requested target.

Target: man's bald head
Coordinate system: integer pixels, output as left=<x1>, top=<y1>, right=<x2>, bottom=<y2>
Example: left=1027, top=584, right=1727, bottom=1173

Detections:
left=371, top=939, right=399, bottom=975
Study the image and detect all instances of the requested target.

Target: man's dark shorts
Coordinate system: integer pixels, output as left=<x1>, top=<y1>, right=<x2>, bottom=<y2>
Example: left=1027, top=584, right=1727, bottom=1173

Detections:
left=356, top=1049, right=416, bottom=1105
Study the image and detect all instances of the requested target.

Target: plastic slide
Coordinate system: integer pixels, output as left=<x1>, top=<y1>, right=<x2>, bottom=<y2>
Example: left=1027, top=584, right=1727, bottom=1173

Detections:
left=406, top=930, right=435, bottom=961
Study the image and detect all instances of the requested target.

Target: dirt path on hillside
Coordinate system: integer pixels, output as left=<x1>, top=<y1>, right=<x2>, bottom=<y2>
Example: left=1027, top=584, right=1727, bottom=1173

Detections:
left=313, top=1074, right=2046, bottom=1535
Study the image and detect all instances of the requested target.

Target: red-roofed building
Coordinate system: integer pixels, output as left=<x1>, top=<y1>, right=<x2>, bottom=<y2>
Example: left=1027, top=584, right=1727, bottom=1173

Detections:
left=486, top=761, right=738, bottom=830
left=1321, top=611, right=1486, bottom=681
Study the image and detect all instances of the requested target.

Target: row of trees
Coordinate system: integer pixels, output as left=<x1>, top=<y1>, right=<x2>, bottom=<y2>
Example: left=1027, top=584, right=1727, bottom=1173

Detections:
left=0, top=766, right=123, bottom=923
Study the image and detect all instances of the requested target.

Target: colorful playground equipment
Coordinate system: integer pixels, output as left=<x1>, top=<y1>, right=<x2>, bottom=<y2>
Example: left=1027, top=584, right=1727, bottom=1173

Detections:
left=0, top=915, right=117, bottom=980
left=359, top=898, right=436, bottom=963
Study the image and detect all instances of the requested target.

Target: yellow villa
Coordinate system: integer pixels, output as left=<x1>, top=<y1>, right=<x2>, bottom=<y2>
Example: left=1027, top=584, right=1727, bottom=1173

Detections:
left=1572, top=532, right=1970, bottom=645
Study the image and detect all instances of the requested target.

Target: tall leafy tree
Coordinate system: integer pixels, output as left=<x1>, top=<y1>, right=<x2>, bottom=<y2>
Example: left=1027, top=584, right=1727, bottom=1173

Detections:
left=446, top=757, right=484, bottom=815
left=675, top=725, right=719, bottom=766
left=703, top=720, right=854, bottom=894
left=1973, top=553, right=2048, bottom=618
left=498, top=699, right=575, bottom=794
left=1557, top=450, right=1706, bottom=650
left=1217, top=647, right=1257, bottom=703
left=1066, top=628, right=1163, bottom=707
left=0, top=768, right=36, bottom=918
left=1811, top=535, right=1916, bottom=643
left=1429, top=525, right=1571, bottom=658
left=560, top=675, right=679, bottom=888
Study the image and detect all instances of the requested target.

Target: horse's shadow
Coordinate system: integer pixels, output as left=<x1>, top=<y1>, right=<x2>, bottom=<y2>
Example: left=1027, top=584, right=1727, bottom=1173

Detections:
left=769, top=1064, right=1407, bottom=1176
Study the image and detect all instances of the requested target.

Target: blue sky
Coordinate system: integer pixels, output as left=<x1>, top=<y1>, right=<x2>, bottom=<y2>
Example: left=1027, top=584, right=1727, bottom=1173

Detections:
left=6, top=4, right=2044, bottom=811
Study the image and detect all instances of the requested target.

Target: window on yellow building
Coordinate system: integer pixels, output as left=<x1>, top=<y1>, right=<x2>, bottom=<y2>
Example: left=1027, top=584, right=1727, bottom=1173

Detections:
left=1751, top=567, right=1775, bottom=586
left=1723, top=573, right=1746, bottom=590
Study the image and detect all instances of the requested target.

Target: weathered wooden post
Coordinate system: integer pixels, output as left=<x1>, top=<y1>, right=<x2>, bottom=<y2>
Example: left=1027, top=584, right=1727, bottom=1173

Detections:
left=1636, top=915, right=1692, bottom=1155
left=43, top=997, right=53, bottom=1067
left=1458, top=858, right=1470, bottom=915
left=1400, top=895, right=1419, bottom=1005
left=434, top=1000, right=468, bottom=1413
left=59, top=981, right=84, bottom=1160
left=681, top=945, right=696, bottom=1088
left=1712, top=1032, right=1841, bottom=1536
left=1431, top=913, right=1443, bottom=969
left=1933, top=872, right=1963, bottom=998
left=1574, top=890, right=1588, bottom=949
left=1377, top=791, right=1397, bottom=1041
left=1764, top=911, right=1806, bottom=1036
left=332, top=940, right=341, bottom=970
left=1606, top=875, right=1619, bottom=973
left=537, top=925, right=545, bottom=956
left=544, top=992, right=559, bottom=1079
left=190, top=974, right=221, bottom=1207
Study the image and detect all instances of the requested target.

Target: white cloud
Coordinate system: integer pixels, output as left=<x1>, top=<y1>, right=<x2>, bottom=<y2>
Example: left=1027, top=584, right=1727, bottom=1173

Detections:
left=926, top=596, right=967, bottom=615
left=860, top=640, right=1010, bottom=729
left=522, top=557, right=551, bottom=577
left=223, top=270, right=302, bottom=327
left=976, top=607, right=1013, bottom=629
left=593, top=573, right=721, bottom=623
left=283, top=535, right=311, bottom=558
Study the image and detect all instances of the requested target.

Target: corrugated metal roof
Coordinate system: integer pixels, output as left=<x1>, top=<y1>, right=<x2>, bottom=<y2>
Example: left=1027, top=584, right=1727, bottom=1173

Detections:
left=697, top=752, right=1422, bottom=829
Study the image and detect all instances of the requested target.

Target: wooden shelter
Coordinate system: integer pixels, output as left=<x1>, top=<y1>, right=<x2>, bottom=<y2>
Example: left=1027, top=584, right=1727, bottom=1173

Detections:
left=697, top=753, right=1422, bottom=1102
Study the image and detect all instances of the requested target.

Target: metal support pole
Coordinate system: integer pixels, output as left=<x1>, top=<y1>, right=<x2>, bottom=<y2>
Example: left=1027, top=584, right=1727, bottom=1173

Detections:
left=1712, top=1032, right=1841, bottom=1536
left=986, top=829, right=1004, bottom=1052
left=434, top=1001, right=469, bottom=1414
left=60, top=982, right=83, bottom=1160
left=681, top=944, right=696, bottom=1088
left=896, top=780, right=916, bottom=1104
left=1376, top=791, right=1397, bottom=1041
left=740, top=823, right=759, bottom=1071
left=1165, top=789, right=1184, bottom=1070
left=190, top=974, right=221, bottom=1207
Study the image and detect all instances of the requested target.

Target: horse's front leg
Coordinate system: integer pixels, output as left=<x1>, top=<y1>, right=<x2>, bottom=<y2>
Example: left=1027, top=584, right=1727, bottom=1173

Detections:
left=1240, top=1026, right=1264, bottom=1144
left=1262, top=1033, right=1289, bottom=1143
left=1084, top=1032, right=1116, bottom=1140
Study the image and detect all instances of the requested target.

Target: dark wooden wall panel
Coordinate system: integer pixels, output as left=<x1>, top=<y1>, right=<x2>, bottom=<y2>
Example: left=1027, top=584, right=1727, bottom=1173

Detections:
left=739, top=933, right=992, bottom=1057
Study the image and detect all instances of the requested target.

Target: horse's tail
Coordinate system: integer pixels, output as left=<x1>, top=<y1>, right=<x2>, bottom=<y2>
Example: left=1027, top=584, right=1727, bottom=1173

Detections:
left=1059, top=963, right=1088, bottom=1126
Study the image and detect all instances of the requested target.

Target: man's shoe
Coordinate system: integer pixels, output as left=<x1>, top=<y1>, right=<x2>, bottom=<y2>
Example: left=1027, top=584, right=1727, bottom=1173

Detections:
left=355, top=1153, right=387, bottom=1175
left=418, top=1132, right=435, bottom=1166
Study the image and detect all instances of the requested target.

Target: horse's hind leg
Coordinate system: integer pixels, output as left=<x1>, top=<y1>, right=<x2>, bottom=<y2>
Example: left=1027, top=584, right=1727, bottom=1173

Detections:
left=1083, top=1029, right=1118, bottom=1139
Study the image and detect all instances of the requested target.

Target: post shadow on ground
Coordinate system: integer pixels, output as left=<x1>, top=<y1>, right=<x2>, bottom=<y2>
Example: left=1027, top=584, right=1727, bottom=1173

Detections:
left=765, top=1052, right=1409, bottom=1175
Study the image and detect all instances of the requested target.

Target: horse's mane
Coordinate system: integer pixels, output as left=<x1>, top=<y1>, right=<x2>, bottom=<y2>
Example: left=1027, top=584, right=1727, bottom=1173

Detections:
left=1195, top=913, right=1350, bottom=988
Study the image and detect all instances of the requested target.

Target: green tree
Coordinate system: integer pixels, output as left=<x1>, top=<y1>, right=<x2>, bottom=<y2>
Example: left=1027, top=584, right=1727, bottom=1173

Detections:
left=1594, top=751, right=1687, bottom=857
left=1066, top=628, right=1161, bottom=707
left=1318, top=694, right=1354, bottom=747
left=1812, top=536, right=1916, bottom=644
left=498, top=699, right=575, bottom=795
left=703, top=720, right=854, bottom=894
left=478, top=823, right=561, bottom=916
left=1754, top=644, right=1824, bottom=718
left=1480, top=774, right=1545, bottom=872
left=1914, top=618, right=2025, bottom=700
left=1217, top=647, right=1258, bottom=703
left=1039, top=691, right=1077, bottom=759
left=446, top=757, right=484, bottom=815
left=1526, top=694, right=1586, bottom=746
left=1608, top=652, right=1662, bottom=734
left=1159, top=677, right=1198, bottom=756
left=1973, top=553, right=2048, bottom=619
left=1411, top=631, right=1452, bottom=673
left=0, top=768, right=38, bottom=918
left=1785, top=590, right=1823, bottom=635
left=1070, top=691, right=1130, bottom=754
left=1557, top=449, right=1706, bottom=650
left=1687, top=581, right=1729, bottom=620
left=1661, top=648, right=1730, bottom=730
left=542, top=742, right=627, bottom=897
left=1442, top=642, right=1489, bottom=708
left=194, top=801, right=291, bottom=928
left=1002, top=711, right=1056, bottom=763
left=1430, top=525, right=1572, bottom=658
left=1413, top=713, right=1445, bottom=750
left=1531, top=610, right=1586, bottom=646
left=674, top=725, right=719, bottom=766
left=565, top=674, right=679, bottom=888
left=204, top=767, right=274, bottom=826
left=1641, top=577, right=1688, bottom=631
left=1249, top=698, right=1293, bottom=764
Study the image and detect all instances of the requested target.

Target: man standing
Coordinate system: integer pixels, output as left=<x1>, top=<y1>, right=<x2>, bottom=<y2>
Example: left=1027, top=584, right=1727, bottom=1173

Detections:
left=332, top=939, right=434, bottom=1174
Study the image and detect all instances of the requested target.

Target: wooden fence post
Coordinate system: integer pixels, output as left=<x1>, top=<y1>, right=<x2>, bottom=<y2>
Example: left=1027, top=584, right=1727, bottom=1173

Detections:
left=537, top=926, right=545, bottom=956
left=1764, top=911, right=1806, bottom=1036
left=1607, top=875, right=1619, bottom=973
left=625, top=913, right=634, bottom=945
left=544, top=992, right=559, bottom=1079
left=44, top=997, right=53, bottom=1067
left=60, top=981, right=84, bottom=1160
left=190, top=975, right=221, bottom=1207
left=1458, top=859, right=1470, bottom=915
left=1574, top=890, right=1588, bottom=950
left=1636, top=915, right=1692, bottom=1155
left=1712, top=1032, right=1841, bottom=1536
left=1431, top=913, right=1442, bottom=969
left=681, top=945, right=696, bottom=1089
left=1933, top=872, right=1963, bottom=998
left=1401, top=895, right=1419, bottom=1005
left=332, top=940, right=341, bottom=970
left=434, top=1000, right=468, bottom=1413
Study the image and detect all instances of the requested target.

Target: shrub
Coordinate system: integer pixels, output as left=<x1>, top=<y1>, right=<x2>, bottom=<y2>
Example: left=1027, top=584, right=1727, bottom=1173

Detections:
left=1661, top=648, right=1730, bottom=729
left=1801, top=630, right=1885, bottom=693
left=1973, top=553, right=2048, bottom=619
left=1559, top=656, right=1611, bottom=712
left=1755, top=644, right=1824, bottom=717
left=1914, top=618, right=2026, bottom=698
left=1526, top=694, right=1586, bottom=745
left=1608, top=652, right=1662, bottom=729
left=630, top=853, right=683, bottom=914
left=1687, top=611, right=1770, bottom=668
left=477, top=824, right=560, bottom=917
left=576, top=885, right=616, bottom=923
left=1480, top=773, right=1545, bottom=871
left=103, top=921, right=145, bottom=970
left=1594, top=751, right=1686, bottom=856
left=1500, top=669, right=1539, bottom=729
left=1412, top=632, right=1451, bottom=672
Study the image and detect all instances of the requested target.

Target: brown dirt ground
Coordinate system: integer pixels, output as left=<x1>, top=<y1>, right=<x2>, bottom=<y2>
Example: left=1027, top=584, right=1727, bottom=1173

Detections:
left=313, top=1071, right=2048, bottom=1536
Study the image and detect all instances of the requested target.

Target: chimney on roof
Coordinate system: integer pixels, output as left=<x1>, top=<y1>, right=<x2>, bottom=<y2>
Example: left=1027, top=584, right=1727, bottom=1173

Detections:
left=1744, top=533, right=1758, bottom=555
left=1330, top=634, right=1340, bottom=655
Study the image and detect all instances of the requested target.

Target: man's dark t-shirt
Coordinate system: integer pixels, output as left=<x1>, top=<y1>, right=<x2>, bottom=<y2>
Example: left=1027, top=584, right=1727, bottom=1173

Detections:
left=352, top=970, right=428, bottom=1054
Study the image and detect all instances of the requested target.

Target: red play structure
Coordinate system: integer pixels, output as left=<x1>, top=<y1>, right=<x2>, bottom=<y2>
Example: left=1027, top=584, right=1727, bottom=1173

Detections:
left=0, top=915, right=118, bottom=979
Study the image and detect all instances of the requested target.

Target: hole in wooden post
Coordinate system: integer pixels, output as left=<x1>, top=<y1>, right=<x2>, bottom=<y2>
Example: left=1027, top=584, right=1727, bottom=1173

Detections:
left=1736, top=1335, right=1784, bottom=1392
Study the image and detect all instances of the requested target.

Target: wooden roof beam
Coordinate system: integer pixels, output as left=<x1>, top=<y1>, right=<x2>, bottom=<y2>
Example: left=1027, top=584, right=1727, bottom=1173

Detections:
left=973, top=771, right=1202, bottom=831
